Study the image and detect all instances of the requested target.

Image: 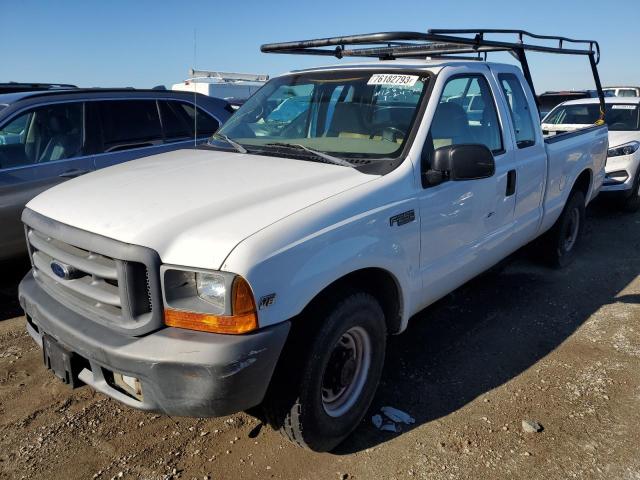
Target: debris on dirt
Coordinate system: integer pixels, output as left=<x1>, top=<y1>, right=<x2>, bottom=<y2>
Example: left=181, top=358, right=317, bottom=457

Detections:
left=371, top=414, right=383, bottom=429
left=372, top=413, right=399, bottom=432
left=372, top=407, right=414, bottom=432
left=381, top=406, right=415, bottom=425
left=380, top=423, right=399, bottom=433
left=248, top=422, right=263, bottom=438
left=522, top=420, right=543, bottom=433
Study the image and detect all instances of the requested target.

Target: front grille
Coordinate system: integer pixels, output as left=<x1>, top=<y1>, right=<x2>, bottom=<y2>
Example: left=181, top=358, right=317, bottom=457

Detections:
left=23, top=210, right=163, bottom=336
left=29, top=229, right=125, bottom=318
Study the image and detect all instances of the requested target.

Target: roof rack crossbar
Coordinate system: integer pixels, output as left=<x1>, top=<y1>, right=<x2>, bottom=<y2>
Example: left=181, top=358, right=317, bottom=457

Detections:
left=261, top=29, right=606, bottom=121
left=430, top=29, right=599, bottom=53
left=262, top=30, right=599, bottom=62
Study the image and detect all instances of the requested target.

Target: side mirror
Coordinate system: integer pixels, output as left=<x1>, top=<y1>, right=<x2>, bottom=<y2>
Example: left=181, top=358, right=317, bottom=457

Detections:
left=425, top=144, right=496, bottom=186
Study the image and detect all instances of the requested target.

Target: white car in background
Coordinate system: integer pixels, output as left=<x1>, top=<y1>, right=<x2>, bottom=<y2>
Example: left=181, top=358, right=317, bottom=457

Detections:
left=542, top=97, right=640, bottom=211
left=603, top=86, right=640, bottom=98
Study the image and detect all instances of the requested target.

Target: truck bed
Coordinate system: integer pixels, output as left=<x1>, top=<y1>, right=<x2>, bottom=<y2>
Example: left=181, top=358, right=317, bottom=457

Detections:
left=540, top=125, right=608, bottom=234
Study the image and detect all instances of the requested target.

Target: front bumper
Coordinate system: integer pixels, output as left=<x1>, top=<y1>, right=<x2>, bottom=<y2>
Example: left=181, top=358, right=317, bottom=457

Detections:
left=601, top=152, right=640, bottom=194
left=19, top=271, right=290, bottom=417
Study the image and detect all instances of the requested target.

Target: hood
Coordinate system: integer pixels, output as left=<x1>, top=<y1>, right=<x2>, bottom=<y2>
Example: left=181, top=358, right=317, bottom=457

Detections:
left=608, top=130, right=639, bottom=148
left=27, top=148, right=376, bottom=269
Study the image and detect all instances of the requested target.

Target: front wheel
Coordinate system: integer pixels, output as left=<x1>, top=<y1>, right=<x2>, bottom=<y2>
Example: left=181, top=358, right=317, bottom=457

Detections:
left=263, top=292, right=387, bottom=452
left=539, top=190, right=586, bottom=268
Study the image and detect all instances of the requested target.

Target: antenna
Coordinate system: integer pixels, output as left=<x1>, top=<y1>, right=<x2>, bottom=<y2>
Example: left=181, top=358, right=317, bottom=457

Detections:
left=193, top=28, right=198, bottom=148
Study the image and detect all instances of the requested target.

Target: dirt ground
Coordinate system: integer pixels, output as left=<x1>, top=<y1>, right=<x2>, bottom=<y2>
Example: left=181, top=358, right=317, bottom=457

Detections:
left=1, top=201, right=639, bottom=480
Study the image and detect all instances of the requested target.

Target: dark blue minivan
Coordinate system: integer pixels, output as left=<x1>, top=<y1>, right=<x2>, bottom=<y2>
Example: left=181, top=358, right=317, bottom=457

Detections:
left=0, top=89, right=233, bottom=260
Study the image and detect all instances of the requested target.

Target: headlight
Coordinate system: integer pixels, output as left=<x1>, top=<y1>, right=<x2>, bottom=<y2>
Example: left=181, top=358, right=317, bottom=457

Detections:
left=161, top=267, right=258, bottom=334
left=608, top=141, right=640, bottom=157
left=196, top=272, right=226, bottom=309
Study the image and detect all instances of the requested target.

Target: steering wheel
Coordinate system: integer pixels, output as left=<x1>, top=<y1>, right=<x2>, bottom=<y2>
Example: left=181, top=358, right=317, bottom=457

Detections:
left=371, top=126, right=406, bottom=143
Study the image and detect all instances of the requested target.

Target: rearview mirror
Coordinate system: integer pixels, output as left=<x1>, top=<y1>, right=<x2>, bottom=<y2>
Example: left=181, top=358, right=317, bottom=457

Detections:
left=425, top=144, right=496, bottom=186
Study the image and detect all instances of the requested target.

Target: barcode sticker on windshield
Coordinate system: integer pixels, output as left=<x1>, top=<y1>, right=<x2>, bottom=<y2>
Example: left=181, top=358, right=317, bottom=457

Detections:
left=612, top=105, right=637, bottom=110
left=368, top=74, right=419, bottom=87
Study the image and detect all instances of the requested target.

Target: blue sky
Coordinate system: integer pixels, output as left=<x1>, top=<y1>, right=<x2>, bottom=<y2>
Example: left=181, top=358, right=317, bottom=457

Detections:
left=3, top=0, right=638, bottom=92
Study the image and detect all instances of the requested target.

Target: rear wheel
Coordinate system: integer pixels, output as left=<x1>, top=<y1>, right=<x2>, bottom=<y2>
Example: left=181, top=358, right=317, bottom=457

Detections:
left=263, top=291, right=386, bottom=452
left=539, top=190, right=586, bottom=268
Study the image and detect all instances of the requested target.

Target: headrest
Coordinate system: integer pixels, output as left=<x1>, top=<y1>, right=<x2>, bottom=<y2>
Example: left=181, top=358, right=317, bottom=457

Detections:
left=328, top=103, right=372, bottom=134
left=47, top=114, right=72, bottom=134
left=431, top=102, right=470, bottom=138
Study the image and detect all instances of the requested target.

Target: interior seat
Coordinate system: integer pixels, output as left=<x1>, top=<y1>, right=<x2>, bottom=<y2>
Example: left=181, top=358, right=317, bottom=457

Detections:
left=326, top=103, right=372, bottom=138
left=431, top=102, right=473, bottom=148
left=38, top=114, right=81, bottom=162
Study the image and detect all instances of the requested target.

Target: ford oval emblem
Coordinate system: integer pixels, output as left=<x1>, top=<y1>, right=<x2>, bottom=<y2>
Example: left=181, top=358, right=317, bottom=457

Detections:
left=50, top=261, right=77, bottom=280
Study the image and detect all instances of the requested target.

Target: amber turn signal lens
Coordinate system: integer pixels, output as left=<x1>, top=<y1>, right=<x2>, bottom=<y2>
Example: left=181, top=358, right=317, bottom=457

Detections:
left=232, top=276, right=257, bottom=316
left=165, top=276, right=258, bottom=334
left=164, top=309, right=258, bottom=334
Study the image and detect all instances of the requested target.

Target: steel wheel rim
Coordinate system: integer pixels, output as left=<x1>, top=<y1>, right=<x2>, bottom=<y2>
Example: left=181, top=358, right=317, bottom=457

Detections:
left=321, top=326, right=372, bottom=418
left=564, top=207, right=580, bottom=252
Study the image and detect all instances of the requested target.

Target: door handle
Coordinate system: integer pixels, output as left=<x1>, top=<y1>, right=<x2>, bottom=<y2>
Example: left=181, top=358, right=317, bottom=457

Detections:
left=59, top=169, right=89, bottom=179
left=506, top=169, right=517, bottom=196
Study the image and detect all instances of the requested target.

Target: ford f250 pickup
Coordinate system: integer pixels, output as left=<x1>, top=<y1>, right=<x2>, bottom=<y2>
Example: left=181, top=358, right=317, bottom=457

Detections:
left=18, top=30, right=608, bottom=452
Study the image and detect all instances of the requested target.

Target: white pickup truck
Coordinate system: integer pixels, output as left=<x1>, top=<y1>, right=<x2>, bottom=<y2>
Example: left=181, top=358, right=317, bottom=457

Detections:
left=19, top=30, right=608, bottom=452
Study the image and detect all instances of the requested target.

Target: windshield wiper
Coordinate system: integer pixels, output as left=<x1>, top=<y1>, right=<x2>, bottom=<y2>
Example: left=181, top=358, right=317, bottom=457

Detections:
left=211, top=133, right=247, bottom=154
left=263, top=142, right=354, bottom=168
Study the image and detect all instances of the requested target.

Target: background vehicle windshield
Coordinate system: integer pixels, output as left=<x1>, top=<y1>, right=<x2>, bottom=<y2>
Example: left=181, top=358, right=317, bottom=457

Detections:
left=214, top=71, right=430, bottom=159
left=544, top=103, right=640, bottom=131
left=617, top=89, right=638, bottom=97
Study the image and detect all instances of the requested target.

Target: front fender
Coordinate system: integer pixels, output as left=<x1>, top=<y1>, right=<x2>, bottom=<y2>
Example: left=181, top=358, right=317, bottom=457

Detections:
left=222, top=176, right=420, bottom=331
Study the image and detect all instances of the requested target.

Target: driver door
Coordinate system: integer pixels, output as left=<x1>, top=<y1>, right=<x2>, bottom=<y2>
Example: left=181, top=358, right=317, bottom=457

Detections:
left=417, top=73, right=516, bottom=304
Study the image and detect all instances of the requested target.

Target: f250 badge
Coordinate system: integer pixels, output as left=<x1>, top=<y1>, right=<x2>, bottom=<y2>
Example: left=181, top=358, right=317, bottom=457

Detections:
left=389, top=210, right=415, bottom=227
left=258, top=293, right=276, bottom=310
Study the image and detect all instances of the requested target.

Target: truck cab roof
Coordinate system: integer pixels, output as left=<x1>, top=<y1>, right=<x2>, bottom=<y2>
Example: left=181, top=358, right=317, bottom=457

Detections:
left=286, top=58, right=521, bottom=76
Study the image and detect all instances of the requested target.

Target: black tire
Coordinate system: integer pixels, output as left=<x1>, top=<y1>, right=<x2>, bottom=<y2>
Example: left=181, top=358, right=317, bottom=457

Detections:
left=539, top=189, right=585, bottom=268
left=263, top=291, right=387, bottom=452
left=620, top=170, right=640, bottom=213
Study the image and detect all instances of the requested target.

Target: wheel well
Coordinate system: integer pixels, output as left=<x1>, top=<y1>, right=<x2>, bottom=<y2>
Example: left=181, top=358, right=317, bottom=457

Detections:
left=303, top=268, right=403, bottom=334
left=572, top=169, right=592, bottom=201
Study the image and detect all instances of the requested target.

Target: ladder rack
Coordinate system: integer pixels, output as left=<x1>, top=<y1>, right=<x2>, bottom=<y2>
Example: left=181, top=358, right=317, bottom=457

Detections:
left=261, top=29, right=605, bottom=118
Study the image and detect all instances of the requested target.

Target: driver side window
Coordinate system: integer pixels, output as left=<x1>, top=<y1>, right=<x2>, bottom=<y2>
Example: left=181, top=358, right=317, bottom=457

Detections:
left=429, top=75, right=503, bottom=153
left=0, top=102, right=84, bottom=170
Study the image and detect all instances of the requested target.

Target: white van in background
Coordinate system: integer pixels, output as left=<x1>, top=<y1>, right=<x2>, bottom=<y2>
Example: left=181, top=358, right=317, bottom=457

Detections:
left=603, top=86, right=640, bottom=98
left=172, top=70, right=268, bottom=108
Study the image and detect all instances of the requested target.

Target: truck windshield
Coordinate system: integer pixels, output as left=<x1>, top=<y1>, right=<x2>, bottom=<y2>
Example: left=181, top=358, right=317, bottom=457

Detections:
left=212, top=70, right=430, bottom=163
left=544, top=104, right=640, bottom=131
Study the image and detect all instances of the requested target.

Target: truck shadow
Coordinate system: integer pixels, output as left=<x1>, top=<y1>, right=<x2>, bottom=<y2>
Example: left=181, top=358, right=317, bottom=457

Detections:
left=0, top=257, right=30, bottom=321
left=0, top=202, right=637, bottom=455
left=337, top=201, right=640, bottom=454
